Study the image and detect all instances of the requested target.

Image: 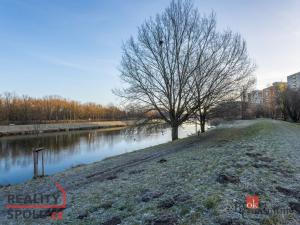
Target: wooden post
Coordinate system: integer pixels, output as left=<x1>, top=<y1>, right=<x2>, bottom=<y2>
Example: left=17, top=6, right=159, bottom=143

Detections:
left=33, top=151, right=38, bottom=178
left=33, top=148, right=45, bottom=178
left=41, top=151, right=45, bottom=176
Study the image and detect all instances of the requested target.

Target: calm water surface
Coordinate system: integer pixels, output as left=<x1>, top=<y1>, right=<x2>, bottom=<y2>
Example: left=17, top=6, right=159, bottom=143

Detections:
left=0, top=123, right=196, bottom=185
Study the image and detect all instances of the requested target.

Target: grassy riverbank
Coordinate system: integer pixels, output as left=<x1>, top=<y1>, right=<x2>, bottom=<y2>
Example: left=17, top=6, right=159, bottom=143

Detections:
left=0, top=119, right=299, bottom=225
left=0, top=120, right=137, bottom=137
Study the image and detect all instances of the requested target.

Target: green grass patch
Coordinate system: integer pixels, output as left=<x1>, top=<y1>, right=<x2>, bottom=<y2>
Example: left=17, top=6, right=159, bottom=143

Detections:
left=204, top=195, right=220, bottom=209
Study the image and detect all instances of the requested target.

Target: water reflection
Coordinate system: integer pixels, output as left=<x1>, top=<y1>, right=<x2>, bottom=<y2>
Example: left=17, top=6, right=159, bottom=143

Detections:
left=0, top=123, right=195, bottom=185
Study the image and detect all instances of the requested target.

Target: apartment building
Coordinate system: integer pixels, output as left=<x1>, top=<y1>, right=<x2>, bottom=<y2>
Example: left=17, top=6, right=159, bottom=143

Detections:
left=246, top=82, right=287, bottom=118
left=262, top=82, right=287, bottom=104
left=261, top=82, right=287, bottom=118
left=287, top=72, right=300, bottom=90
left=247, top=90, right=263, bottom=105
left=262, top=86, right=275, bottom=105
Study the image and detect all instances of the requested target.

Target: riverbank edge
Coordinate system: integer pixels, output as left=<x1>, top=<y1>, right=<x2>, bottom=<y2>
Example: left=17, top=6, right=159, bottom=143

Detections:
left=0, top=123, right=194, bottom=189
left=0, top=120, right=139, bottom=137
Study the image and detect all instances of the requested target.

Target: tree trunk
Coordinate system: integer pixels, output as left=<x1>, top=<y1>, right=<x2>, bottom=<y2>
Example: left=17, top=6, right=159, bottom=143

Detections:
left=200, top=109, right=206, bottom=133
left=171, top=125, right=178, bottom=141
left=200, top=120, right=205, bottom=133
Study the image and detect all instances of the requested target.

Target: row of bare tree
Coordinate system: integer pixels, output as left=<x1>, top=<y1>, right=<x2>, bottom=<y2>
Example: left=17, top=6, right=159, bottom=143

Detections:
left=0, top=93, right=141, bottom=125
left=116, top=0, right=255, bottom=140
left=269, top=87, right=300, bottom=122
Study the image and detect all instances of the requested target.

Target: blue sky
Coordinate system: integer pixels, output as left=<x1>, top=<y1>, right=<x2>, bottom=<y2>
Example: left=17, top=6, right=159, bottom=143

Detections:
left=0, top=0, right=299, bottom=105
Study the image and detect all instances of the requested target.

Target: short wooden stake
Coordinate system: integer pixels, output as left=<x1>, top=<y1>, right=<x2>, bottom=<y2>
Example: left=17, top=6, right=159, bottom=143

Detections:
left=33, top=151, right=38, bottom=178
left=33, top=148, right=45, bottom=178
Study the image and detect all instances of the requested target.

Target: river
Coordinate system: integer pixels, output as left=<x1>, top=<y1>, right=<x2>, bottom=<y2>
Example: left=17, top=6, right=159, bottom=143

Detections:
left=0, top=123, right=197, bottom=185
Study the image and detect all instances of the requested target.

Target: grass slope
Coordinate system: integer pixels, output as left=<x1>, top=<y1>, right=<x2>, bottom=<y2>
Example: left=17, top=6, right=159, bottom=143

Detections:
left=0, top=119, right=299, bottom=225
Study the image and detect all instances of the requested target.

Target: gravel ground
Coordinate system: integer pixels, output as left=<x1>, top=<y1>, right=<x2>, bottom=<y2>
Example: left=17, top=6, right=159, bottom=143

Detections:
left=0, top=119, right=299, bottom=225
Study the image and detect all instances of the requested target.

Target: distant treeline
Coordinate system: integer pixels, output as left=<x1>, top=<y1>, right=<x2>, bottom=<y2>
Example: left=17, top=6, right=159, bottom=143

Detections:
left=0, top=93, right=143, bottom=125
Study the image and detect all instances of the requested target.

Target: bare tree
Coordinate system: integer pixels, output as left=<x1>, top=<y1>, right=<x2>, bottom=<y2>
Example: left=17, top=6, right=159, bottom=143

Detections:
left=116, top=0, right=255, bottom=140
left=191, top=29, right=255, bottom=132
left=3, top=92, right=14, bottom=122
left=116, top=0, right=228, bottom=140
left=21, top=95, right=30, bottom=122
left=273, top=83, right=288, bottom=120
